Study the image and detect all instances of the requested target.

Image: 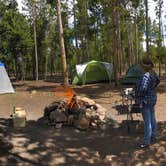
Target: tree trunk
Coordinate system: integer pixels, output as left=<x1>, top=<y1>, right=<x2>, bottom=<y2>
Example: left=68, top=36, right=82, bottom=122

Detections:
left=14, top=56, right=19, bottom=80
left=127, top=23, right=132, bottom=66
left=32, top=1, right=38, bottom=80
left=56, top=0, right=69, bottom=85
left=117, top=13, right=122, bottom=75
left=157, top=0, right=163, bottom=77
left=112, top=0, right=118, bottom=86
left=44, top=53, right=48, bottom=80
left=145, top=0, right=149, bottom=56
left=50, top=51, right=55, bottom=77
left=73, top=0, right=78, bottom=48
left=85, top=1, right=90, bottom=60
left=121, top=39, right=125, bottom=73
left=135, top=23, right=139, bottom=64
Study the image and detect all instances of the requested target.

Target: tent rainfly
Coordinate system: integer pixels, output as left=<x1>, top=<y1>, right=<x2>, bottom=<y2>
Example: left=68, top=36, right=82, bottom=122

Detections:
left=0, top=61, right=14, bottom=94
left=72, top=60, right=113, bottom=85
left=121, top=64, right=144, bottom=84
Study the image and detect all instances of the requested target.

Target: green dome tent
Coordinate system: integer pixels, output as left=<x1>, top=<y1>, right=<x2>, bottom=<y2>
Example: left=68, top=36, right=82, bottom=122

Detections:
left=72, top=60, right=113, bottom=85
left=121, top=64, right=144, bottom=84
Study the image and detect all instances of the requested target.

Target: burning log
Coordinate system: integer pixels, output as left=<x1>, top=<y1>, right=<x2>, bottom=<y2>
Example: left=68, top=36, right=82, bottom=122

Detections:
left=44, top=101, right=68, bottom=128
left=44, top=100, right=66, bottom=117
left=43, top=85, right=107, bottom=129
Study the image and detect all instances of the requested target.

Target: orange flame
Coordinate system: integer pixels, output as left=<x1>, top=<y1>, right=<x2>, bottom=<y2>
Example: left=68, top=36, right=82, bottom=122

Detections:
left=54, top=85, right=76, bottom=108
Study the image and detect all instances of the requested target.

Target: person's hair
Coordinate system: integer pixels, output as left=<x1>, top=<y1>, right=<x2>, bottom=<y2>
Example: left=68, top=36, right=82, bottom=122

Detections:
left=140, top=56, right=154, bottom=72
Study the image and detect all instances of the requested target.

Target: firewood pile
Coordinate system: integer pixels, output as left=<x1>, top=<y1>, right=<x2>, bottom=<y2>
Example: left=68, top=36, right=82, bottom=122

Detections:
left=43, top=95, right=107, bottom=130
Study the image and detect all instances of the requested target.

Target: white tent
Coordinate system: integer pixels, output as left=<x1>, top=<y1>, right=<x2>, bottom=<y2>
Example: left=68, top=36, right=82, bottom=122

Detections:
left=0, top=61, right=14, bottom=94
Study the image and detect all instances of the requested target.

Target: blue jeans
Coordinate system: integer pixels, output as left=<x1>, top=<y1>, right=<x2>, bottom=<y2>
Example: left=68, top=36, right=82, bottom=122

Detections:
left=141, top=106, right=157, bottom=145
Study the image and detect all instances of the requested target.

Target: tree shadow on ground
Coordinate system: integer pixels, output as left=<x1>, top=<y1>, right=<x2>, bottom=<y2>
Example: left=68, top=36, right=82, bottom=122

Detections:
left=0, top=118, right=165, bottom=166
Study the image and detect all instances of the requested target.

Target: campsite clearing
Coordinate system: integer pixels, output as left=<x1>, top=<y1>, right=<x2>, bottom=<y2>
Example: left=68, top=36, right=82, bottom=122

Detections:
left=0, top=75, right=166, bottom=165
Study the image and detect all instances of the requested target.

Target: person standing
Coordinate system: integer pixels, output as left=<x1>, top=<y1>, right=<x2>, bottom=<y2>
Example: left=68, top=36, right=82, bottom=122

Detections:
left=135, top=57, right=160, bottom=148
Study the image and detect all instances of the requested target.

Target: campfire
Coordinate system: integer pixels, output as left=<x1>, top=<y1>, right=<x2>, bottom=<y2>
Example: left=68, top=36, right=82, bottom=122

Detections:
left=43, top=85, right=106, bottom=130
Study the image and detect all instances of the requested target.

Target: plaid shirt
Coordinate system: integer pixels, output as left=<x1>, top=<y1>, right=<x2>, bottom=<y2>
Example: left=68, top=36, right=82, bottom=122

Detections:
left=135, top=72, right=160, bottom=107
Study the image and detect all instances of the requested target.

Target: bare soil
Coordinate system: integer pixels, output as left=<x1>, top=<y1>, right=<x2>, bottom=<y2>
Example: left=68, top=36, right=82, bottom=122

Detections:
left=0, top=74, right=166, bottom=166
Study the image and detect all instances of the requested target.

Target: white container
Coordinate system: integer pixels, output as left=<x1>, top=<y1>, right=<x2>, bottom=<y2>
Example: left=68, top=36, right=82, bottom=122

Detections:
left=12, top=107, right=26, bottom=127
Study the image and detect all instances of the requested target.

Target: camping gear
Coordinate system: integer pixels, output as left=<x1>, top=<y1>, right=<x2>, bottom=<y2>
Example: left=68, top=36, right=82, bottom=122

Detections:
left=121, top=88, right=141, bottom=133
left=121, top=64, right=144, bottom=84
left=11, top=107, right=26, bottom=127
left=72, top=60, right=113, bottom=85
left=123, top=88, right=135, bottom=100
left=0, top=61, right=14, bottom=94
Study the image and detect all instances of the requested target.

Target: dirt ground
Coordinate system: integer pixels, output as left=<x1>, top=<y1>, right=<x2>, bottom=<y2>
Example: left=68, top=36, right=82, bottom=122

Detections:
left=0, top=74, right=166, bottom=166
